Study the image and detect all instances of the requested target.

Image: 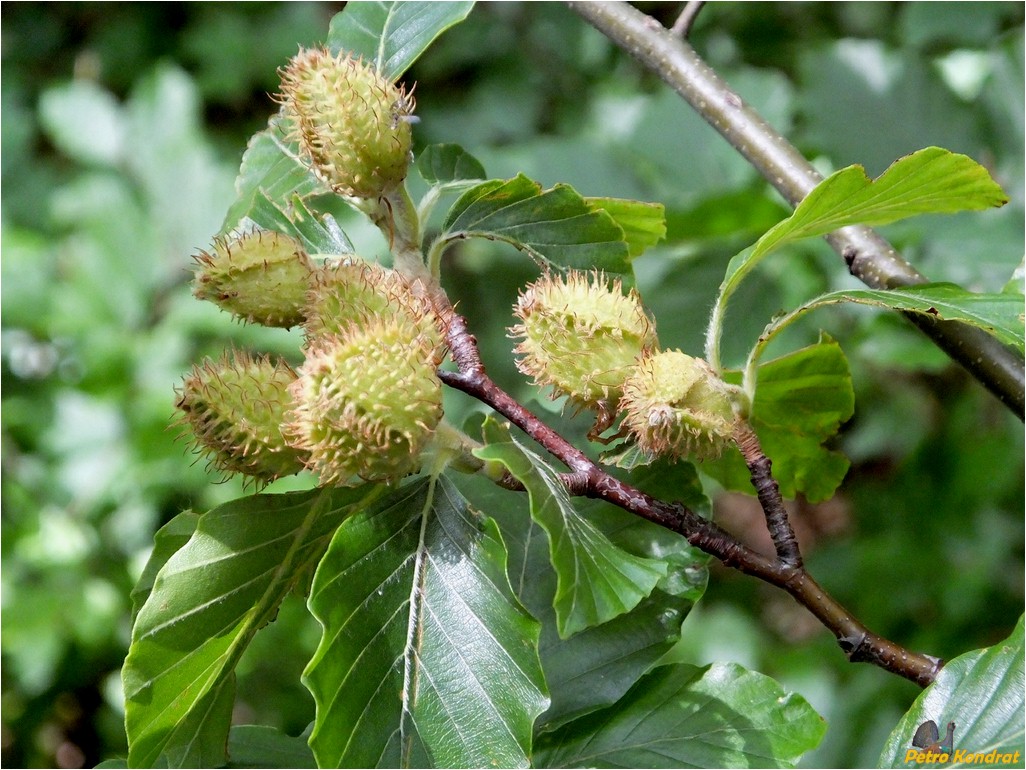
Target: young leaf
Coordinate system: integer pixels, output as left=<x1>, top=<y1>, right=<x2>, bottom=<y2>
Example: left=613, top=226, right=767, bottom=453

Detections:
left=878, top=615, right=1024, bottom=768
left=417, top=143, right=486, bottom=185
left=533, top=662, right=827, bottom=768
left=221, top=117, right=330, bottom=235
left=437, top=174, right=633, bottom=275
left=763, top=147, right=1006, bottom=257
left=732, top=147, right=1008, bottom=300
left=707, top=147, right=1009, bottom=367
left=454, top=459, right=711, bottom=731
left=474, top=419, right=667, bottom=639
left=584, top=198, right=667, bottom=258
left=303, top=476, right=548, bottom=769
left=123, top=486, right=374, bottom=768
left=707, top=335, right=854, bottom=502
left=327, top=1, right=475, bottom=82
left=746, top=284, right=1026, bottom=381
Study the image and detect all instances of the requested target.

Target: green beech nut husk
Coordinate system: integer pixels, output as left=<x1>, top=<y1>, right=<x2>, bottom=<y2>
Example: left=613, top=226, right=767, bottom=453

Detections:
left=620, top=350, right=737, bottom=461
left=278, top=47, right=415, bottom=199
left=286, top=315, right=443, bottom=487
left=510, top=270, right=658, bottom=411
left=175, top=351, right=308, bottom=483
left=304, top=259, right=443, bottom=359
left=192, top=230, right=313, bottom=328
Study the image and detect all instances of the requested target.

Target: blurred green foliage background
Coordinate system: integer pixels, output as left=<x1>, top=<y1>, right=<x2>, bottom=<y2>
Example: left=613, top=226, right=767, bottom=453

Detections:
left=2, top=3, right=1022, bottom=768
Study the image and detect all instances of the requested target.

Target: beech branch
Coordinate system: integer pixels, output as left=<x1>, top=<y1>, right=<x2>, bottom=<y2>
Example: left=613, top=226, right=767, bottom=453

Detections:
left=733, top=423, right=802, bottom=569
left=433, top=297, right=942, bottom=687
left=568, top=0, right=1025, bottom=419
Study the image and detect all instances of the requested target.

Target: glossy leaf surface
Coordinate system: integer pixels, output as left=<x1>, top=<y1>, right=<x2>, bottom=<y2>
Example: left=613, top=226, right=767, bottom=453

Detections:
left=455, top=455, right=710, bottom=731
left=439, top=174, right=633, bottom=275
left=123, top=486, right=374, bottom=767
left=534, top=662, right=826, bottom=768
left=474, top=420, right=666, bottom=639
left=303, top=476, right=548, bottom=769
left=708, top=147, right=1011, bottom=365
left=724, top=147, right=1009, bottom=303
left=130, top=511, right=199, bottom=620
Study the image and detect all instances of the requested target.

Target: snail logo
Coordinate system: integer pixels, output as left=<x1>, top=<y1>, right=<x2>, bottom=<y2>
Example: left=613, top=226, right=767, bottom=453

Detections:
left=907, top=720, right=955, bottom=763
left=903, top=719, right=1023, bottom=766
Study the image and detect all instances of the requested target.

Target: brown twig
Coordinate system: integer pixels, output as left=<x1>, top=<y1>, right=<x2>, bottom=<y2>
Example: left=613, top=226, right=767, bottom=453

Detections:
left=435, top=297, right=942, bottom=687
left=733, top=422, right=802, bottom=569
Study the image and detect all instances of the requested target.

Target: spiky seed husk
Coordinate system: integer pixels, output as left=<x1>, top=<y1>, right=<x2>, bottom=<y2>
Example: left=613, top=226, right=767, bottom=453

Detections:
left=510, top=271, right=658, bottom=409
left=278, top=47, right=414, bottom=199
left=192, top=230, right=313, bottom=328
left=286, top=316, right=443, bottom=487
left=620, top=350, right=736, bottom=461
left=175, top=351, right=308, bottom=484
left=304, top=259, right=443, bottom=360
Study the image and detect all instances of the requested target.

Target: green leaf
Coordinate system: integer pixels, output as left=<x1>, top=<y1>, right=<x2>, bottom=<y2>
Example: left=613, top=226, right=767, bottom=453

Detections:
left=474, top=420, right=667, bottom=639
left=246, top=192, right=354, bottom=257
left=161, top=679, right=236, bottom=769
left=220, top=116, right=352, bottom=255
left=221, top=117, right=329, bottom=235
left=454, top=459, right=711, bottom=731
left=417, top=143, right=486, bottom=185
left=416, top=144, right=489, bottom=226
left=878, top=615, right=1024, bottom=768
left=748, top=285, right=1026, bottom=374
left=761, top=147, right=1006, bottom=257
left=226, top=725, right=317, bottom=769
left=438, top=174, right=633, bottom=275
left=327, top=1, right=475, bottom=82
left=708, top=336, right=854, bottom=502
left=130, top=511, right=199, bottom=621
left=123, top=486, right=375, bottom=768
left=38, top=80, right=126, bottom=166
left=584, top=198, right=666, bottom=258
left=303, top=476, right=548, bottom=769
left=708, top=147, right=1010, bottom=367
left=455, top=455, right=705, bottom=730
left=534, top=662, right=827, bottom=768
left=753, top=334, right=855, bottom=438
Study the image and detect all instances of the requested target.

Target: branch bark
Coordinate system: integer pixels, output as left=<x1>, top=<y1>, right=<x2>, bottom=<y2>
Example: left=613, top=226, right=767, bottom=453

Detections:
left=733, top=423, right=802, bottom=569
left=568, top=0, right=1024, bottom=420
